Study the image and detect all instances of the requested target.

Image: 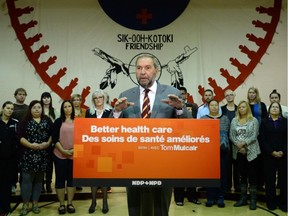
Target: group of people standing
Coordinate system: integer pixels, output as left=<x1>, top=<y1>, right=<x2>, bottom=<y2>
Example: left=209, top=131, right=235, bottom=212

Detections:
left=0, top=89, right=55, bottom=216
left=190, top=87, right=287, bottom=212
left=0, top=54, right=287, bottom=216
left=0, top=88, right=112, bottom=216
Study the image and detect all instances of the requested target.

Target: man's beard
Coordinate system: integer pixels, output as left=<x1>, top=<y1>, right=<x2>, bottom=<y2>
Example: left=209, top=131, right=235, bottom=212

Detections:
left=138, top=79, right=153, bottom=89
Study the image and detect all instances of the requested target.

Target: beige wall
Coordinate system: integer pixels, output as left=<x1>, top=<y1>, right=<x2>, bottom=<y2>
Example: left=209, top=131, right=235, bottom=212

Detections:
left=0, top=0, right=286, bottom=109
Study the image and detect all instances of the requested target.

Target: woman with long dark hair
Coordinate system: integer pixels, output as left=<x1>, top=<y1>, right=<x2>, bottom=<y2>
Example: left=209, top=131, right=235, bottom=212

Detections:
left=52, top=100, right=76, bottom=214
left=268, top=89, right=288, bottom=118
left=17, top=100, right=53, bottom=215
left=40, top=92, right=59, bottom=193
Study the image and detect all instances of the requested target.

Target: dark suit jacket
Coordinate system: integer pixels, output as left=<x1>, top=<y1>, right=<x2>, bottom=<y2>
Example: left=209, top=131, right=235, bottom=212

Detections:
left=85, top=108, right=112, bottom=118
left=260, top=117, right=287, bottom=155
left=118, top=83, right=189, bottom=118
left=117, top=83, right=189, bottom=216
left=186, top=102, right=198, bottom=118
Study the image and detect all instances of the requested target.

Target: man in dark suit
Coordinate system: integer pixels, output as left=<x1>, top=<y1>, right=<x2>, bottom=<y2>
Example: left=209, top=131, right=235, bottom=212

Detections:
left=112, top=54, right=189, bottom=216
left=178, top=86, right=198, bottom=118
left=174, top=87, right=201, bottom=206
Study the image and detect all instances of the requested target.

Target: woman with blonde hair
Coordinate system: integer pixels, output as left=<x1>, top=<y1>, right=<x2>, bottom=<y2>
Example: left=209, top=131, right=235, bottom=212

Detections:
left=85, top=90, right=111, bottom=118
left=230, top=100, right=260, bottom=210
left=85, top=90, right=112, bottom=214
left=71, top=94, right=86, bottom=118
left=247, top=87, right=267, bottom=124
left=247, top=87, right=267, bottom=192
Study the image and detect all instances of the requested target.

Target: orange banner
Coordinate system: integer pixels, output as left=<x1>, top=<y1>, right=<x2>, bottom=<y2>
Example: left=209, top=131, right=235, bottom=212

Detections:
left=73, top=118, right=220, bottom=187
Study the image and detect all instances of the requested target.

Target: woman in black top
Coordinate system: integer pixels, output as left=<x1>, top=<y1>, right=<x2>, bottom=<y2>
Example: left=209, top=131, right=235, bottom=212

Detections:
left=17, top=100, right=53, bottom=215
left=247, top=87, right=267, bottom=192
left=0, top=101, right=18, bottom=215
left=221, top=89, right=239, bottom=192
left=86, top=90, right=112, bottom=214
left=260, top=102, right=287, bottom=212
left=40, top=92, right=59, bottom=193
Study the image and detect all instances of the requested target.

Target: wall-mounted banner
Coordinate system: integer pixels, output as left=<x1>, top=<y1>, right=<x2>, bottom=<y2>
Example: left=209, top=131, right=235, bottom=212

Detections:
left=73, top=118, right=220, bottom=187
left=2, top=0, right=286, bottom=108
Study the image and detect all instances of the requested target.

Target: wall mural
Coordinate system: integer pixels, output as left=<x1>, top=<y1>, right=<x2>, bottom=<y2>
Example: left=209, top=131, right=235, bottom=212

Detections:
left=5, top=0, right=283, bottom=107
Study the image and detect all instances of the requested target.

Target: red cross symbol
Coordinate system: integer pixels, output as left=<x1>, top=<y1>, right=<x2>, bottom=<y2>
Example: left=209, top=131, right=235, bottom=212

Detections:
left=136, top=8, right=152, bottom=24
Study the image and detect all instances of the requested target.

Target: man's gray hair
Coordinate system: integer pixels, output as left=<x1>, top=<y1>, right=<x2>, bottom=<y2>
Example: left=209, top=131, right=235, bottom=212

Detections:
left=135, top=54, right=160, bottom=70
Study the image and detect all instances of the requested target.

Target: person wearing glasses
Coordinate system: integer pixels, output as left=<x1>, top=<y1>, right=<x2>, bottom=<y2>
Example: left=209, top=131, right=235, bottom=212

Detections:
left=221, top=89, right=240, bottom=193
left=85, top=90, right=112, bottom=214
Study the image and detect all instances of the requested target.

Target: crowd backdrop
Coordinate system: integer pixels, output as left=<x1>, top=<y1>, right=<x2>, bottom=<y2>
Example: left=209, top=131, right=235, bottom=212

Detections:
left=0, top=0, right=287, bottom=108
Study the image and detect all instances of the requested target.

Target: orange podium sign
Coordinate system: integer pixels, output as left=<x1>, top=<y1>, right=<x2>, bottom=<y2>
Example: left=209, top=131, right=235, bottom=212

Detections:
left=73, top=118, right=220, bottom=187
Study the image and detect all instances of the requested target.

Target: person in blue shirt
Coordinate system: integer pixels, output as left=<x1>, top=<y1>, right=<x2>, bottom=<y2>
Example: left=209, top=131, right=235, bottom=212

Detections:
left=197, top=89, right=221, bottom=119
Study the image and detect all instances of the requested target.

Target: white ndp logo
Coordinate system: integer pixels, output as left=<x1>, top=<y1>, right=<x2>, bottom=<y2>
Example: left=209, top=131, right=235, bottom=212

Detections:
left=132, top=180, right=162, bottom=186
